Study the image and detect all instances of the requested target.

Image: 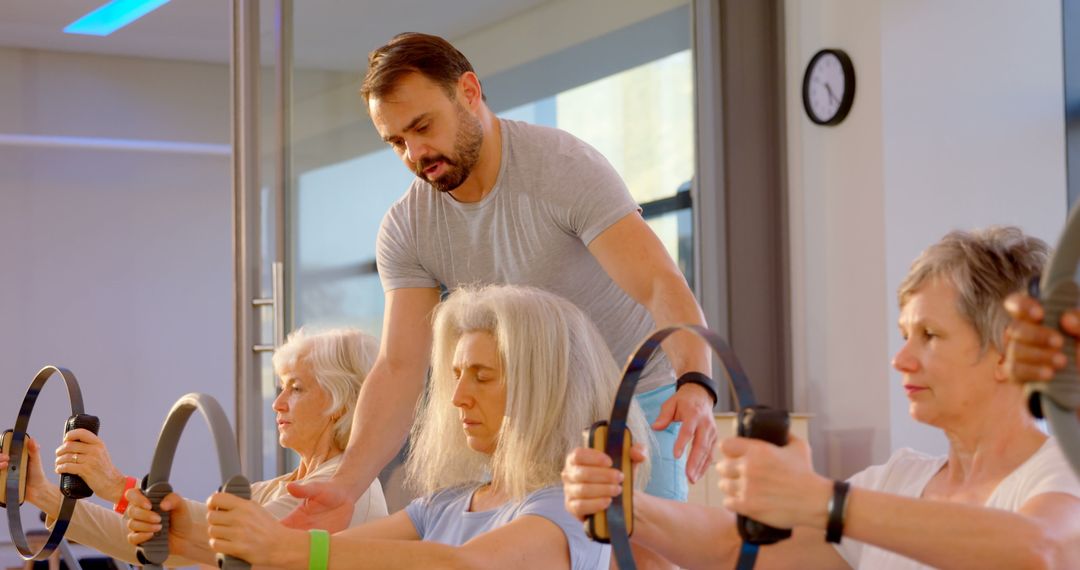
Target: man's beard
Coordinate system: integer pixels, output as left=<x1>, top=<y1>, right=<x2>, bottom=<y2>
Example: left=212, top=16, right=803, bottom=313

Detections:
left=414, top=104, right=483, bottom=193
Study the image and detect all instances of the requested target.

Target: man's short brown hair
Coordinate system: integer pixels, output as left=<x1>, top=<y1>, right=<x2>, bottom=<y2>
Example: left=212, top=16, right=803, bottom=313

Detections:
left=360, top=32, right=484, bottom=103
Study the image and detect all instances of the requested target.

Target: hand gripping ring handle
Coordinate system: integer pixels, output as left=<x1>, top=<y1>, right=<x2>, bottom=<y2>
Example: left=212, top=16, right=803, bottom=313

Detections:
left=135, top=393, right=252, bottom=570
left=1026, top=199, right=1080, bottom=479
left=589, top=325, right=791, bottom=570
left=4, top=366, right=99, bottom=561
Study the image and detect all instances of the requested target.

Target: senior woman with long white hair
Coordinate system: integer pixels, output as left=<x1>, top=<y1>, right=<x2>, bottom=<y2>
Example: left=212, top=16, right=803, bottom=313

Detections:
left=563, top=226, right=1080, bottom=569
left=0, top=327, right=388, bottom=566
left=198, top=284, right=650, bottom=570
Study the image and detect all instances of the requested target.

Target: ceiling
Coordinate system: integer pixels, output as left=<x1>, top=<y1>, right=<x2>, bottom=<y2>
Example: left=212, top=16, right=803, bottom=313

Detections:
left=0, top=0, right=552, bottom=71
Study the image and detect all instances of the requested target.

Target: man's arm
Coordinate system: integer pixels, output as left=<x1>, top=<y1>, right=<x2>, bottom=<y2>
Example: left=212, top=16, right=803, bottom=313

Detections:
left=588, top=211, right=716, bottom=481
left=282, top=286, right=440, bottom=531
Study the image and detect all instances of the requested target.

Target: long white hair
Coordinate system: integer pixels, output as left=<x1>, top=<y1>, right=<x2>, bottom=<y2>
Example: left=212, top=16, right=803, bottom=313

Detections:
left=405, top=284, right=650, bottom=500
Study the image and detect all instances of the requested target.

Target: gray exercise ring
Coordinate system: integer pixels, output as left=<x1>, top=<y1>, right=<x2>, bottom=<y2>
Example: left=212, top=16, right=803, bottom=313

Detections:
left=1027, top=199, right=1080, bottom=479
left=135, top=393, right=251, bottom=570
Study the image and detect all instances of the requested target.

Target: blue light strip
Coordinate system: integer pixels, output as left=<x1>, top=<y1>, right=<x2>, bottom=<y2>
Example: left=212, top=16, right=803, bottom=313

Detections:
left=64, top=0, right=172, bottom=37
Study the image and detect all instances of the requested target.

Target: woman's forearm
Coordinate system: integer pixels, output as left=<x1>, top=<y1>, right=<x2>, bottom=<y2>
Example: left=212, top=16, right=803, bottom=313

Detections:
left=263, top=529, right=495, bottom=570
left=329, top=539, right=484, bottom=570
left=632, top=491, right=739, bottom=568
left=46, top=501, right=143, bottom=565
left=174, top=522, right=217, bottom=565
left=843, top=488, right=1068, bottom=569
left=26, top=482, right=64, bottom=520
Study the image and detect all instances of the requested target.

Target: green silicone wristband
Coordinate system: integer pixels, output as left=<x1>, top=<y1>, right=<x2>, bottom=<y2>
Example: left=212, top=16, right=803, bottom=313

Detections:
left=308, top=529, right=330, bottom=570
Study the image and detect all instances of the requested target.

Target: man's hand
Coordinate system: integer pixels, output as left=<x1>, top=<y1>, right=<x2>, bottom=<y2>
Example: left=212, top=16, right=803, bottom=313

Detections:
left=280, top=479, right=355, bottom=533
left=652, top=383, right=717, bottom=483
left=1004, top=292, right=1080, bottom=383
left=716, top=434, right=830, bottom=530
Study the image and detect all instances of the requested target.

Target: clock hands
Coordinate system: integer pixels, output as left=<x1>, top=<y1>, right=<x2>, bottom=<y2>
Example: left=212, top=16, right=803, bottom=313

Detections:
left=824, top=82, right=840, bottom=105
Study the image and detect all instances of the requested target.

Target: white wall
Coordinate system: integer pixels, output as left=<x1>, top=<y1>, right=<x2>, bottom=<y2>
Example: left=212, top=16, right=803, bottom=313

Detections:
left=785, top=0, right=892, bottom=477
left=0, top=48, right=232, bottom=566
left=785, top=0, right=1068, bottom=476
left=880, top=0, right=1066, bottom=454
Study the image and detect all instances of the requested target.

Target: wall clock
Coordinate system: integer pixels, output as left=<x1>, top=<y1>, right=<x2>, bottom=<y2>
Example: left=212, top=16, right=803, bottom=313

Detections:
left=802, top=48, right=855, bottom=126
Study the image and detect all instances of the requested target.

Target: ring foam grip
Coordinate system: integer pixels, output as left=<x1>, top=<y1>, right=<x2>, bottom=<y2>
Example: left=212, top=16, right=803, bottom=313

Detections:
left=1024, top=199, right=1080, bottom=479
left=135, top=480, right=174, bottom=566
left=592, top=325, right=792, bottom=570
left=5, top=366, right=95, bottom=561
left=736, top=407, right=792, bottom=545
left=60, top=413, right=100, bottom=500
left=583, top=421, right=633, bottom=542
left=135, top=393, right=251, bottom=570
left=0, top=430, right=29, bottom=507
left=216, top=474, right=254, bottom=570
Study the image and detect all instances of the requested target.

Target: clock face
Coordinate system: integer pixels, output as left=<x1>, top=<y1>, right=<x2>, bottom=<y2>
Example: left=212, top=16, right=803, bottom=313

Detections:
left=802, top=49, right=855, bottom=125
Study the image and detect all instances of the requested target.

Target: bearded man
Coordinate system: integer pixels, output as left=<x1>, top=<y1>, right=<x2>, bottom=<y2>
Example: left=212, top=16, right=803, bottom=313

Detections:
left=287, top=32, right=716, bottom=569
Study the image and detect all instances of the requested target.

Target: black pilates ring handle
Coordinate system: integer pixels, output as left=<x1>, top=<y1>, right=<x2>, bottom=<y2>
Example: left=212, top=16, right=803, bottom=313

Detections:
left=4, top=365, right=99, bottom=561
left=1026, top=199, right=1080, bottom=478
left=135, top=393, right=251, bottom=570
left=592, top=324, right=792, bottom=570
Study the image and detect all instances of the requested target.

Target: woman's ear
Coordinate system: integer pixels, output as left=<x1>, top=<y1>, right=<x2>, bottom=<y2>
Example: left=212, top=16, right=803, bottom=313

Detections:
left=994, top=347, right=1010, bottom=383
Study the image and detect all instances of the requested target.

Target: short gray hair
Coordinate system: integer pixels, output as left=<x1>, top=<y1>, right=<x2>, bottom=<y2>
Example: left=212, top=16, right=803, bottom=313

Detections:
left=406, top=284, right=650, bottom=500
left=897, top=226, right=1048, bottom=352
left=272, top=327, right=379, bottom=450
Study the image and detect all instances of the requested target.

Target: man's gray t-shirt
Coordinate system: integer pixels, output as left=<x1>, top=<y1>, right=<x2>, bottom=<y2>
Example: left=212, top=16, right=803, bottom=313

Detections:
left=405, top=485, right=609, bottom=570
left=376, top=119, right=672, bottom=392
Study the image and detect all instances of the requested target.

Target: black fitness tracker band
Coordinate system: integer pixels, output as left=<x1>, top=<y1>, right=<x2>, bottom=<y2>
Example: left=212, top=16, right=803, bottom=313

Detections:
left=676, top=371, right=720, bottom=406
left=826, top=480, right=850, bottom=544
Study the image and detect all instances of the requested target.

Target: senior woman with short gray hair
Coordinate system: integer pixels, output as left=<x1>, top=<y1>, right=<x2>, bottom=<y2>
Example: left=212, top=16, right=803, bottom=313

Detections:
left=563, top=226, right=1080, bottom=569
left=0, top=327, right=388, bottom=566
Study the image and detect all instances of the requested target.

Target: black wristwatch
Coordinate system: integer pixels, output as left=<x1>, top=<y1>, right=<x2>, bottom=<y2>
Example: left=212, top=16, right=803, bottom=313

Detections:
left=675, top=372, right=719, bottom=406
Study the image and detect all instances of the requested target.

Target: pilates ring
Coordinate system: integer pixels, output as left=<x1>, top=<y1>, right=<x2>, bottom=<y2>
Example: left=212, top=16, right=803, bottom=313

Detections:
left=1026, top=199, right=1080, bottom=478
left=585, top=325, right=791, bottom=570
left=3, top=365, right=100, bottom=561
left=135, top=393, right=251, bottom=570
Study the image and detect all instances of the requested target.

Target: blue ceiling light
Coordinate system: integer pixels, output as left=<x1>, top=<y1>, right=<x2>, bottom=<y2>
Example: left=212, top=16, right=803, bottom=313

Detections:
left=64, top=0, right=172, bottom=37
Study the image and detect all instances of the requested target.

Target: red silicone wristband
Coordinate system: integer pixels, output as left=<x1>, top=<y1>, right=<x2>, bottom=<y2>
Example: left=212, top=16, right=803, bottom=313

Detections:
left=113, top=476, right=137, bottom=514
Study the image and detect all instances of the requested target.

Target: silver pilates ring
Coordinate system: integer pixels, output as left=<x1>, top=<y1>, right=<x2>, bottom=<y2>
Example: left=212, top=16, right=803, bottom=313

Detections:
left=135, top=393, right=251, bottom=570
